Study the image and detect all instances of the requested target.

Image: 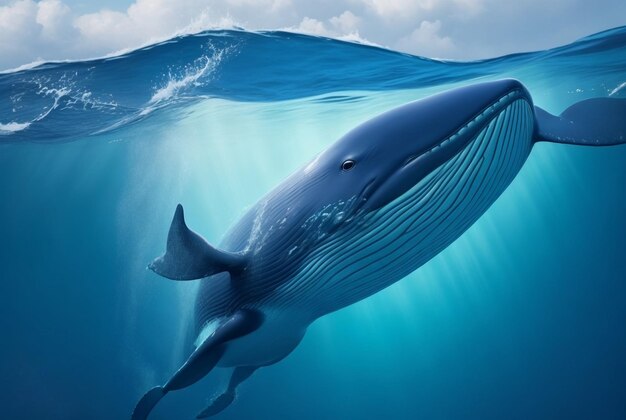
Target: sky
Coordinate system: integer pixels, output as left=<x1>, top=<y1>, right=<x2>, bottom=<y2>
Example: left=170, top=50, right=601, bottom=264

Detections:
left=1, top=0, right=626, bottom=71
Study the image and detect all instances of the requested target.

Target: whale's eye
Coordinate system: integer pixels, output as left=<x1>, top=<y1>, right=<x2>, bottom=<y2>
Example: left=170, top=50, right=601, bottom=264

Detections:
left=341, top=160, right=356, bottom=171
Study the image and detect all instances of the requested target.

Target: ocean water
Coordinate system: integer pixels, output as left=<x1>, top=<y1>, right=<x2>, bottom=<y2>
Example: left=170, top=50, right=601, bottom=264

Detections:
left=1, top=28, right=626, bottom=419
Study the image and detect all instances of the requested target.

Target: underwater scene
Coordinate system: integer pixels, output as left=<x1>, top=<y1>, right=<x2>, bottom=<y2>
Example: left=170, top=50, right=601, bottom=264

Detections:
left=1, top=27, right=626, bottom=419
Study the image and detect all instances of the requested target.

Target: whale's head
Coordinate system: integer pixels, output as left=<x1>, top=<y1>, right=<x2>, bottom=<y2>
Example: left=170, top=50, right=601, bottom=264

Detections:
left=303, top=79, right=533, bottom=216
left=245, top=79, right=536, bottom=315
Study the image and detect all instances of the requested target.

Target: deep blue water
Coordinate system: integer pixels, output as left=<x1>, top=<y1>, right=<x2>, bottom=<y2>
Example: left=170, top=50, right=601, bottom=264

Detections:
left=1, top=28, right=626, bottom=419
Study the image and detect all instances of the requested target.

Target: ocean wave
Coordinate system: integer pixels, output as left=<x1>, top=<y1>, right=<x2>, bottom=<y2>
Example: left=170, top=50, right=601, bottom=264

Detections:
left=145, top=44, right=232, bottom=112
left=1, top=26, right=625, bottom=143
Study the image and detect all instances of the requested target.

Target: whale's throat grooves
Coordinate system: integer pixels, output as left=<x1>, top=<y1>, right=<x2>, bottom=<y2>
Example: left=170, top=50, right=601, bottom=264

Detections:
left=269, top=99, right=535, bottom=317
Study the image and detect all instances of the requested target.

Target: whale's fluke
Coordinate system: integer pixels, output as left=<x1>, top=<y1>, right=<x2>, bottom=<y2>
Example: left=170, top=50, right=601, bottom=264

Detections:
left=131, top=386, right=166, bottom=420
left=149, top=204, right=247, bottom=280
left=196, top=366, right=258, bottom=418
left=197, top=393, right=235, bottom=418
left=534, top=98, right=626, bottom=146
left=131, top=310, right=263, bottom=419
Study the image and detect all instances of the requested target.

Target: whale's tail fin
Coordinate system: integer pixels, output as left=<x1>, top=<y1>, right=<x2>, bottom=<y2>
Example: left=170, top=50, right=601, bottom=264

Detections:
left=534, top=97, right=626, bottom=146
left=131, top=387, right=166, bottom=420
left=197, top=366, right=258, bottom=418
left=148, top=204, right=247, bottom=280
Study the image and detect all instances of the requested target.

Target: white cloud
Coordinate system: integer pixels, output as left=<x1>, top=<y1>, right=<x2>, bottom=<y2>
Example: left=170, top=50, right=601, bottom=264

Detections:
left=0, top=0, right=78, bottom=67
left=289, top=11, right=373, bottom=46
left=73, top=0, right=229, bottom=53
left=226, top=0, right=292, bottom=13
left=361, top=0, right=435, bottom=19
left=36, top=0, right=71, bottom=39
left=452, top=0, right=485, bottom=17
left=359, top=0, right=483, bottom=20
left=292, top=12, right=361, bottom=38
left=396, top=20, right=455, bottom=58
left=294, top=16, right=330, bottom=36
left=329, top=10, right=360, bottom=33
left=0, top=0, right=37, bottom=38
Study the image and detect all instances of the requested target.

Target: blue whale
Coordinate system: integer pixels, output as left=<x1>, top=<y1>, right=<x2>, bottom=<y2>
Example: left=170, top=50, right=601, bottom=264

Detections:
left=133, top=79, right=626, bottom=419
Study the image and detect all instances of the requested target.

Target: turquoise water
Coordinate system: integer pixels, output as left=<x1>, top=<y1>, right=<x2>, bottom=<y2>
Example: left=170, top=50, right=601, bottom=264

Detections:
left=1, top=28, right=626, bottom=419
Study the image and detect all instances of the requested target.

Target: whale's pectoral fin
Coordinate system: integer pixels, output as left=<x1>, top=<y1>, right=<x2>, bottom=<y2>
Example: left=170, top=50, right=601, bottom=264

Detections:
left=131, top=310, right=263, bottom=420
left=196, top=366, right=259, bottom=418
left=165, top=310, right=263, bottom=391
left=149, top=204, right=247, bottom=280
left=534, top=98, right=626, bottom=146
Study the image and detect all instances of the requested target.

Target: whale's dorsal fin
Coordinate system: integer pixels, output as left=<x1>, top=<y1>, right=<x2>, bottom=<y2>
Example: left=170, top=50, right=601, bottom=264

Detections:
left=148, top=204, right=246, bottom=280
left=534, top=98, right=626, bottom=146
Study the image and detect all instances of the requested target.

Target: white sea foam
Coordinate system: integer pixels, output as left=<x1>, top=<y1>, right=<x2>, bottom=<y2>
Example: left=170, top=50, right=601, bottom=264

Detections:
left=148, top=48, right=227, bottom=105
left=0, top=61, right=47, bottom=74
left=3, top=72, right=124, bottom=136
left=34, top=85, right=71, bottom=120
left=0, top=84, right=69, bottom=135
left=609, top=81, right=626, bottom=96
left=0, top=121, right=31, bottom=134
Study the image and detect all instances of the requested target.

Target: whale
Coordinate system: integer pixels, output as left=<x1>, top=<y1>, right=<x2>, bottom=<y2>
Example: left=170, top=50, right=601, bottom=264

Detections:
left=132, top=79, right=626, bottom=419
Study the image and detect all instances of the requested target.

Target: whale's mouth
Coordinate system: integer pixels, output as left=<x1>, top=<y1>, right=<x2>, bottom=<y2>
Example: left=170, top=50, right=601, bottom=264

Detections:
left=360, top=178, right=377, bottom=201
left=361, top=88, right=528, bottom=212
left=403, top=89, right=526, bottom=167
left=351, top=178, right=377, bottom=215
